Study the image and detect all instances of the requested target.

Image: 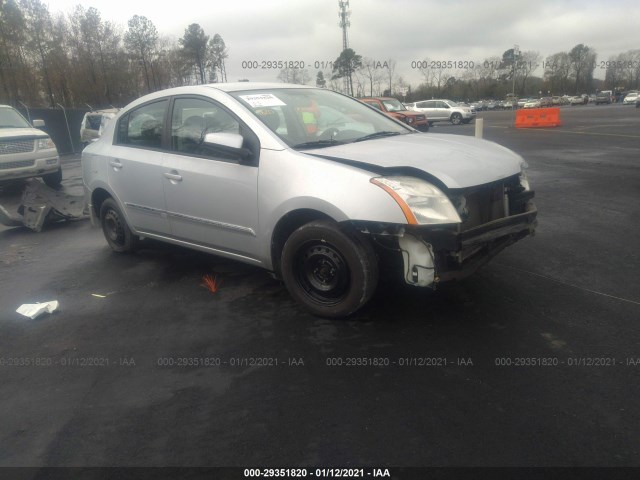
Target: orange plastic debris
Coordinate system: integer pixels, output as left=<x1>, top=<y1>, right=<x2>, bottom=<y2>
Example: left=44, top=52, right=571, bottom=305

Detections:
left=201, top=274, right=222, bottom=294
left=515, top=107, right=562, bottom=128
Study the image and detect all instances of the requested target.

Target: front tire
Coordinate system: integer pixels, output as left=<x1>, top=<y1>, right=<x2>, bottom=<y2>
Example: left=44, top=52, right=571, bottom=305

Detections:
left=42, top=168, right=62, bottom=188
left=100, top=198, right=138, bottom=253
left=280, top=220, right=378, bottom=318
left=450, top=113, right=463, bottom=125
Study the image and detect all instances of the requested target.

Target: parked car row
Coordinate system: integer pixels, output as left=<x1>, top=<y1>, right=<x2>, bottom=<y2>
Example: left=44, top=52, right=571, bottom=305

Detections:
left=360, top=97, right=429, bottom=131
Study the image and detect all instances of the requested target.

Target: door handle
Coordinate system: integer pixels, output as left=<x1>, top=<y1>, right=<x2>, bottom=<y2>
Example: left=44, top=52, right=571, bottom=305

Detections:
left=164, top=172, right=183, bottom=182
left=109, top=160, right=123, bottom=169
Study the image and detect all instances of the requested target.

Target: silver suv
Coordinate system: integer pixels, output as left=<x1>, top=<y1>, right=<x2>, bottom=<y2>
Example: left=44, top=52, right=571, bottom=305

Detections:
left=82, top=83, right=536, bottom=318
left=0, top=105, right=61, bottom=187
left=407, top=99, right=475, bottom=125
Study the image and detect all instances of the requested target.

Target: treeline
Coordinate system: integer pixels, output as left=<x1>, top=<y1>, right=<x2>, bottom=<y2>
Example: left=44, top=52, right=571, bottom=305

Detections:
left=0, top=0, right=228, bottom=108
left=279, top=44, right=639, bottom=101
left=2, top=0, right=639, bottom=107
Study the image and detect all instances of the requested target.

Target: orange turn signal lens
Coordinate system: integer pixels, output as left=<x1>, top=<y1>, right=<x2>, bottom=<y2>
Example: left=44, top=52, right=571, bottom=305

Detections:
left=370, top=178, right=418, bottom=225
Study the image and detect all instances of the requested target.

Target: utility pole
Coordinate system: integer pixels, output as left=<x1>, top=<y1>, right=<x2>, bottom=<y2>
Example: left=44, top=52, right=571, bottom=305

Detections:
left=338, top=1, right=351, bottom=94
left=512, top=44, right=520, bottom=98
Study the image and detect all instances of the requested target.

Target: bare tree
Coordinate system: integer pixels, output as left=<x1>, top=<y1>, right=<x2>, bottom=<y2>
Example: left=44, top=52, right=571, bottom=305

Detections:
left=544, top=52, right=572, bottom=93
left=180, top=23, right=209, bottom=84
left=360, top=57, right=384, bottom=97
left=20, top=0, right=56, bottom=106
left=383, top=58, right=396, bottom=95
left=208, top=33, right=228, bottom=82
left=124, top=15, right=158, bottom=93
left=277, top=67, right=310, bottom=85
left=568, top=44, right=596, bottom=94
left=0, top=0, right=30, bottom=103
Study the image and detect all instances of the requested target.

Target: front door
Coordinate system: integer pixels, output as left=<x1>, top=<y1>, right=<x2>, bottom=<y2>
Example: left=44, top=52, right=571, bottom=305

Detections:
left=161, top=96, right=260, bottom=259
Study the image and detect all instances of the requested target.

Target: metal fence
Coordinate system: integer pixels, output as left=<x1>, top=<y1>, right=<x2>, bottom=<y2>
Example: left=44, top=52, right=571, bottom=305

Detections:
left=16, top=107, right=89, bottom=155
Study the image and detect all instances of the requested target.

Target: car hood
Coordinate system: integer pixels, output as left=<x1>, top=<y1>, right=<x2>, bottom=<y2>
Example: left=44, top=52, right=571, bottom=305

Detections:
left=0, top=127, right=48, bottom=138
left=304, top=133, right=524, bottom=189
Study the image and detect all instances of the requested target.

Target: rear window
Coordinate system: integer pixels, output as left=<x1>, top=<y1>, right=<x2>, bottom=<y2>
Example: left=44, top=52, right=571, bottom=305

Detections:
left=117, top=100, right=167, bottom=149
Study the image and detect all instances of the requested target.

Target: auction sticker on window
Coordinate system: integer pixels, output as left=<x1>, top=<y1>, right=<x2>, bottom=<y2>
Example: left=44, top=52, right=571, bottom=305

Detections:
left=239, top=94, right=286, bottom=107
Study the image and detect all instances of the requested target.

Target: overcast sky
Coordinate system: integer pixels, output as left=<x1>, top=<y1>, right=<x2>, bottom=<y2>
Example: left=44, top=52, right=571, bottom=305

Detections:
left=46, top=0, right=639, bottom=85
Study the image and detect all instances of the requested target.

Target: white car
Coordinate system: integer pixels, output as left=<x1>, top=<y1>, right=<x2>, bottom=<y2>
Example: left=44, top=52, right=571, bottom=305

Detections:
left=623, top=92, right=639, bottom=105
left=406, top=99, right=475, bottom=125
left=0, top=105, right=61, bottom=187
left=80, top=108, right=119, bottom=146
left=82, top=83, right=536, bottom=318
left=523, top=99, right=541, bottom=109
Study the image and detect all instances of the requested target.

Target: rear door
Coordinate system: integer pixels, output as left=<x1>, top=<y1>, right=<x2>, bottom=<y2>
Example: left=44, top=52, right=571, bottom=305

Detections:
left=107, top=99, right=171, bottom=236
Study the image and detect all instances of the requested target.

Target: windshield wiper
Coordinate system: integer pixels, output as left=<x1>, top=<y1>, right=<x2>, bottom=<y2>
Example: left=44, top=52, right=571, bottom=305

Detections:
left=292, top=139, right=344, bottom=149
left=353, top=131, right=402, bottom=142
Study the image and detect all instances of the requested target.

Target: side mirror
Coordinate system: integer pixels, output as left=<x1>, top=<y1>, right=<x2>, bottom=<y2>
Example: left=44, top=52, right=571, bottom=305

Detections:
left=203, top=132, right=243, bottom=149
left=202, top=132, right=253, bottom=163
left=32, top=119, right=45, bottom=128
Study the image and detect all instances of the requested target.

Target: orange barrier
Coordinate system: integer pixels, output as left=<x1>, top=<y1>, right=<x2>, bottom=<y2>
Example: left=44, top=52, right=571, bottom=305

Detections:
left=515, top=107, right=562, bottom=128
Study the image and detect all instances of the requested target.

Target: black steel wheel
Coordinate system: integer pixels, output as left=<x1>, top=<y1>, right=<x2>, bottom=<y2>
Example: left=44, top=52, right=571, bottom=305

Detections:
left=100, top=198, right=138, bottom=253
left=281, top=220, right=378, bottom=318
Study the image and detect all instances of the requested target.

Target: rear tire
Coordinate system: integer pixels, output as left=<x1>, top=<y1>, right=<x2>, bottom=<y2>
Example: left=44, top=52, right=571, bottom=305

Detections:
left=100, top=198, right=138, bottom=253
left=280, top=220, right=378, bottom=318
left=42, top=168, right=62, bottom=188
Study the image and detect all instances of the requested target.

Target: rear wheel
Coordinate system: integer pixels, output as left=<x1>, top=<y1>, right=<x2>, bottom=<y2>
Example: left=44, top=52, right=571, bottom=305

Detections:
left=42, top=168, right=62, bottom=188
left=280, top=220, right=378, bottom=318
left=100, top=198, right=138, bottom=253
left=450, top=113, right=463, bottom=125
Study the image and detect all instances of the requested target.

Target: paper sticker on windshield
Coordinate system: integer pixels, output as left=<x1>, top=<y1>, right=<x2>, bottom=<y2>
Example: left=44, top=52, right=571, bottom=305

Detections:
left=239, top=94, right=286, bottom=108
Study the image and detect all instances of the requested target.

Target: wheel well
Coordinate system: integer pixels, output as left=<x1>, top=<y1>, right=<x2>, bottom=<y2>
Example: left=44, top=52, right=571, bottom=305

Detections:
left=270, top=209, right=332, bottom=278
left=91, top=188, right=112, bottom=219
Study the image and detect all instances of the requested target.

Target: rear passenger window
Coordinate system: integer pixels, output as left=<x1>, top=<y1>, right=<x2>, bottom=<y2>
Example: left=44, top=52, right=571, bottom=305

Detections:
left=117, top=100, right=167, bottom=149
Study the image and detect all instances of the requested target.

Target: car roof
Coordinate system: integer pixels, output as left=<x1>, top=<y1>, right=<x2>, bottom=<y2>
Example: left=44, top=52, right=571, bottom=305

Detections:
left=120, top=83, right=318, bottom=112
left=204, top=82, right=315, bottom=92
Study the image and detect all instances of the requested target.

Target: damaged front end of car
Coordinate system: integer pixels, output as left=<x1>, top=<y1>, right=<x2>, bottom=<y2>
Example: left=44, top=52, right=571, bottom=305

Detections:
left=354, top=171, right=537, bottom=288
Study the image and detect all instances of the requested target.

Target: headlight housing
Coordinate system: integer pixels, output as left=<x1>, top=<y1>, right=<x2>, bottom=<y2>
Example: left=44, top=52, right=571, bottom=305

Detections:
left=36, top=137, right=55, bottom=150
left=371, top=176, right=461, bottom=225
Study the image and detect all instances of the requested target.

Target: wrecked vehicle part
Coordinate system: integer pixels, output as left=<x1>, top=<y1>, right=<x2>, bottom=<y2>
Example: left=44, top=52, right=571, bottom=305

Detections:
left=351, top=172, right=537, bottom=287
left=0, top=204, right=23, bottom=227
left=0, top=179, right=87, bottom=231
left=397, top=234, right=435, bottom=287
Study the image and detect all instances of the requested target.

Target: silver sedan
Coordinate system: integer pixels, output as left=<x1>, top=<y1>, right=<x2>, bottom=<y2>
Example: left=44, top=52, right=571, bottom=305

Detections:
left=82, top=83, right=536, bottom=318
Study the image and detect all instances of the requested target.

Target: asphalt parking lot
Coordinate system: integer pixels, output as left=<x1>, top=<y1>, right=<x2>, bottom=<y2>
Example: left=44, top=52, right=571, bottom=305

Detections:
left=1, top=104, right=639, bottom=469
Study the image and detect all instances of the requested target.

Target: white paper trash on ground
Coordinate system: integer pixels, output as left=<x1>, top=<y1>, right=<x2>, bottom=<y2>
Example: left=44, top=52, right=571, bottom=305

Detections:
left=16, top=301, right=59, bottom=319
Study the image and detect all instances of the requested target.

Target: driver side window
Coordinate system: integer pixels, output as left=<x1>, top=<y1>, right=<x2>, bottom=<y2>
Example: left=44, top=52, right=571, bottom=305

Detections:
left=171, top=97, right=240, bottom=155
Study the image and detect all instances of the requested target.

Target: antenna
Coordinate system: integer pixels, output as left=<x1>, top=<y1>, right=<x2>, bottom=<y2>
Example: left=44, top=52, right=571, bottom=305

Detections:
left=338, top=0, right=351, bottom=51
left=338, top=1, right=351, bottom=93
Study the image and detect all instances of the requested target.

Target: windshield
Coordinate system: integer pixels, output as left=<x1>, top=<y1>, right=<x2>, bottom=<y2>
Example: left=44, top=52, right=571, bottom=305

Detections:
left=381, top=98, right=407, bottom=112
left=231, top=88, right=411, bottom=149
left=446, top=100, right=459, bottom=107
left=0, top=107, right=31, bottom=128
